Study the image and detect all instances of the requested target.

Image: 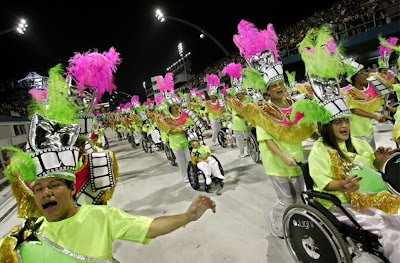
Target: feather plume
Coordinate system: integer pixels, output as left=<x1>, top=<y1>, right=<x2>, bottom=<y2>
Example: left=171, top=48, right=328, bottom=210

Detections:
left=379, top=36, right=399, bottom=58
left=145, top=98, right=154, bottom=106
left=154, top=96, right=165, bottom=105
left=131, top=95, right=140, bottom=104
left=28, top=88, right=47, bottom=102
left=206, top=74, right=220, bottom=91
left=189, top=88, right=198, bottom=96
left=220, top=85, right=229, bottom=94
left=290, top=99, right=332, bottom=125
left=1, top=147, right=36, bottom=183
left=298, top=24, right=344, bottom=79
left=66, top=47, right=122, bottom=103
left=285, top=71, right=296, bottom=83
left=233, top=20, right=278, bottom=60
left=222, top=63, right=242, bottom=78
left=241, top=67, right=266, bottom=93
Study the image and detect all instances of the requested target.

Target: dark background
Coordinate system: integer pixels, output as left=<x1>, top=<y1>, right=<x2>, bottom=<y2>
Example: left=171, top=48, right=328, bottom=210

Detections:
left=0, top=0, right=335, bottom=101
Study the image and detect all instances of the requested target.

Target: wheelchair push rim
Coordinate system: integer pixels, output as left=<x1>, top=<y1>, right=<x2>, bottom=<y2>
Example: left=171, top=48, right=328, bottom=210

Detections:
left=247, top=134, right=260, bottom=163
left=217, top=129, right=228, bottom=148
left=283, top=203, right=352, bottom=263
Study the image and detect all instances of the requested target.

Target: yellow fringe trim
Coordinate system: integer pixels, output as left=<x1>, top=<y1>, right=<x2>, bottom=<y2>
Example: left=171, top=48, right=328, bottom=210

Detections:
left=328, top=150, right=400, bottom=214
left=242, top=102, right=315, bottom=144
left=189, top=102, right=200, bottom=110
left=97, top=150, right=119, bottom=204
left=296, top=83, right=314, bottom=99
left=226, top=97, right=244, bottom=116
left=204, top=102, right=224, bottom=115
left=341, top=90, right=383, bottom=113
left=0, top=226, right=20, bottom=263
left=393, top=123, right=400, bottom=144
left=9, top=172, right=41, bottom=218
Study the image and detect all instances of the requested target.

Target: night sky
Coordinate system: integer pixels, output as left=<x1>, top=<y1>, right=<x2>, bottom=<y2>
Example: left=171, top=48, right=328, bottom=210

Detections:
left=1, top=0, right=333, bottom=102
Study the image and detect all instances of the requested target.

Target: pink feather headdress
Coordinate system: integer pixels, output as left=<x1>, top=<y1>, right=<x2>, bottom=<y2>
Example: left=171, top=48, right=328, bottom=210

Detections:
left=206, top=74, right=220, bottom=91
left=28, top=88, right=47, bottom=102
left=233, top=20, right=279, bottom=60
left=131, top=95, right=140, bottom=105
left=157, top=73, right=174, bottom=92
left=197, top=91, right=205, bottom=98
left=189, top=88, right=198, bottom=96
left=124, top=102, right=132, bottom=109
left=145, top=98, right=154, bottom=106
left=66, top=47, right=122, bottom=102
left=154, top=95, right=165, bottom=105
left=379, top=37, right=399, bottom=58
left=220, top=85, right=229, bottom=95
left=222, top=63, right=242, bottom=78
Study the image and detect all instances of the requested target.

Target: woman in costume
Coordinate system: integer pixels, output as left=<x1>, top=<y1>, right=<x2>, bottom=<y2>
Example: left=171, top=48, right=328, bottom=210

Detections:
left=204, top=74, right=225, bottom=146
left=234, top=19, right=319, bottom=238
left=223, top=62, right=250, bottom=157
left=156, top=73, right=195, bottom=183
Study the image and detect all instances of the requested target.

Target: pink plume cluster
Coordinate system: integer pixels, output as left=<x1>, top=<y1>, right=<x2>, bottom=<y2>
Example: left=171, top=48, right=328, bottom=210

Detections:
left=145, top=98, right=154, bottom=106
left=197, top=91, right=205, bottom=98
left=154, top=95, right=165, bottom=105
left=116, top=108, right=121, bottom=113
left=222, top=62, right=242, bottom=78
left=220, top=85, right=229, bottom=95
left=157, top=73, right=174, bottom=92
left=325, top=40, right=337, bottom=53
left=233, top=20, right=279, bottom=60
left=206, top=74, right=220, bottom=91
left=189, top=88, right=198, bottom=96
left=124, top=102, right=132, bottom=109
left=67, top=47, right=122, bottom=103
left=379, top=37, right=399, bottom=58
left=131, top=95, right=139, bottom=104
left=28, top=88, right=47, bottom=102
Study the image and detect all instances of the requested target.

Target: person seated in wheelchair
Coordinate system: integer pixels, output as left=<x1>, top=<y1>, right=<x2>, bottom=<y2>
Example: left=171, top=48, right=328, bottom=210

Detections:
left=142, top=119, right=163, bottom=148
left=308, top=117, right=400, bottom=262
left=189, top=137, right=225, bottom=185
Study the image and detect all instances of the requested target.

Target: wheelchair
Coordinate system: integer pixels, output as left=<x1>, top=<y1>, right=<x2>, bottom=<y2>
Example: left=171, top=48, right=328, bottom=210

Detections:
left=217, top=122, right=236, bottom=148
left=282, top=158, right=400, bottom=263
left=246, top=127, right=261, bottom=163
left=142, top=131, right=164, bottom=153
left=187, top=154, right=224, bottom=193
left=164, top=141, right=177, bottom=166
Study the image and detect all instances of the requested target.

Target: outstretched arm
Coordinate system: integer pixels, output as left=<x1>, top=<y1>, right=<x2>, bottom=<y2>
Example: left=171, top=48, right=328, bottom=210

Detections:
left=145, top=194, right=216, bottom=239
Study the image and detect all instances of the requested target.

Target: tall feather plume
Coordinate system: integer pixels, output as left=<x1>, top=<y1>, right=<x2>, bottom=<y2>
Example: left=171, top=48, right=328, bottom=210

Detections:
left=241, top=67, right=266, bottom=93
left=233, top=20, right=278, bottom=60
left=298, top=24, right=344, bottom=79
left=206, top=74, right=220, bottom=91
left=1, top=147, right=36, bottom=183
left=222, top=63, right=242, bottom=78
left=145, top=98, right=154, bottom=106
left=67, top=47, right=122, bottom=103
left=28, top=88, right=47, bottom=102
left=131, top=95, right=140, bottom=104
left=154, top=95, right=165, bottom=105
left=285, top=71, right=296, bottom=83
left=220, top=85, right=229, bottom=94
left=165, top=73, right=175, bottom=91
left=189, top=88, right=198, bottom=96
left=379, top=36, right=399, bottom=58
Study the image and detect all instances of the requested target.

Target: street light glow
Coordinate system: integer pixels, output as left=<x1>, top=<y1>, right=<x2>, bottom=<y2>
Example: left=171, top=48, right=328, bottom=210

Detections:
left=16, top=18, right=28, bottom=34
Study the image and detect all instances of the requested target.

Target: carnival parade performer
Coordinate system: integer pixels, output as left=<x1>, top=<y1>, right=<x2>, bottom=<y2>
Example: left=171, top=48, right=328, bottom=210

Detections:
left=223, top=62, right=250, bottom=157
left=234, top=20, right=319, bottom=238
left=204, top=74, right=225, bottom=146
left=156, top=73, right=195, bottom=183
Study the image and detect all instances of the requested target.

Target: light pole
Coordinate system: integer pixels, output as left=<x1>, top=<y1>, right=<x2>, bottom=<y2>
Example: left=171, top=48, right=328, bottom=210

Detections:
left=155, top=9, right=229, bottom=56
left=0, top=18, right=28, bottom=36
left=178, top=42, right=188, bottom=81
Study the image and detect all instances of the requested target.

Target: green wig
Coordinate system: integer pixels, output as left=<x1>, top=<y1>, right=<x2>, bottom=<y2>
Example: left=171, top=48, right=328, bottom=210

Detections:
left=241, top=68, right=267, bottom=93
left=298, top=24, right=344, bottom=79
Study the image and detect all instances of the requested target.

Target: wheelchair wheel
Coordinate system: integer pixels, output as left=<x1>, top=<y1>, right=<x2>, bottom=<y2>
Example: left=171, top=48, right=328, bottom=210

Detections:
left=187, top=162, right=200, bottom=190
left=164, top=143, right=177, bottom=166
left=247, top=133, right=260, bottom=163
left=211, top=155, right=224, bottom=187
left=142, top=139, right=149, bottom=153
left=218, top=129, right=228, bottom=148
left=283, top=203, right=352, bottom=263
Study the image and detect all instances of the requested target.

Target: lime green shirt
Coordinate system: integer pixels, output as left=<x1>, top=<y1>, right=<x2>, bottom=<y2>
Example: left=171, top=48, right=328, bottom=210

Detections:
left=349, top=111, right=374, bottom=137
left=256, top=125, right=303, bottom=177
left=206, top=101, right=221, bottom=120
left=309, top=137, right=380, bottom=209
left=191, top=145, right=211, bottom=159
left=231, top=109, right=247, bottom=131
left=19, top=205, right=153, bottom=261
left=168, top=115, right=194, bottom=149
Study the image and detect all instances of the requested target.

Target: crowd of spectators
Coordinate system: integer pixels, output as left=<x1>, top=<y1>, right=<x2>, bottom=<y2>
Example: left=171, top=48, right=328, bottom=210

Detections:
left=0, top=103, right=28, bottom=117
left=176, top=0, right=398, bottom=92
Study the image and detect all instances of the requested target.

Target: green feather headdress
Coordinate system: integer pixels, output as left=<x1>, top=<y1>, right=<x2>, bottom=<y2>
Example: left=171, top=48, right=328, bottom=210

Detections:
left=290, top=99, right=332, bottom=125
left=1, top=147, right=36, bottom=183
left=298, top=24, right=344, bottom=79
left=241, top=68, right=266, bottom=93
left=285, top=71, right=296, bottom=83
left=28, top=64, right=79, bottom=124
